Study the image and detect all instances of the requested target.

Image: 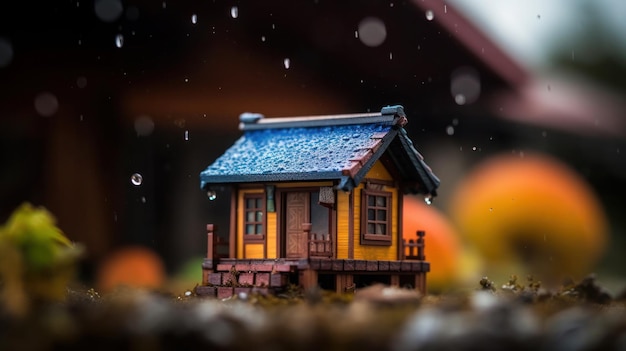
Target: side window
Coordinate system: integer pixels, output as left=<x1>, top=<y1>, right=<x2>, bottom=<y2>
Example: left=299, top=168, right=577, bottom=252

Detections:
left=360, top=188, right=392, bottom=245
left=244, top=194, right=265, bottom=239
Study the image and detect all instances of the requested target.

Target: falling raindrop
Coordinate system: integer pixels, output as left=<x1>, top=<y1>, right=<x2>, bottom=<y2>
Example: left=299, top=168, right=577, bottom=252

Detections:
left=115, top=34, right=124, bottom=48
left=445, top=125, right=454, bottom=135
left=0, top=38, right=13, bottom=68
left=452, top=118, right=459, bottom=126
left=131, top=173, right=143, bottom=186
left=261, top=35, right=266, bottom=42
left=357, top=17, right=387, bottom=47
left=425, top=10, right=434, bottom=21
left=191, top=14, right=197, bottom=24
left=184, top=130, right=189, bottom=141
left=141, top=196, right=146, bottom=203
left=389, top=52, right=393, bottom=60
left=230, top=6, right=239, bottom=19
left=424, top=195, right=433, bottom=205
left=207, top=190, right=217, bottom=200
left=76, top=76, right=87, bottom=88
left=444, top=5, right=447, bottom=13
left=454, top=94, right=466, bottom=105
left=34, top=92, right=59, bottom=117
left=472, top=146, right=477, bottom=151
left=94, top=0, right=123, bottom=23
left=162, top=1, right=166, bottom=9
left=283, top=58, right=290, bottom=69
left=184, top=77, right=189, bottom=83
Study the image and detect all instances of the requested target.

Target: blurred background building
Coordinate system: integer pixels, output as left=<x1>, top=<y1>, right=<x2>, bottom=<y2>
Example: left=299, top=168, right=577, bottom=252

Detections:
left=0, top=0, right=624, bottom=291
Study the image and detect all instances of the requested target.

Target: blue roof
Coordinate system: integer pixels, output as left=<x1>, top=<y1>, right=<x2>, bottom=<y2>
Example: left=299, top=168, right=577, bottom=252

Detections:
left=200, top=123, right=393, bottom=187
left=200, top=106, right=440, bottom=195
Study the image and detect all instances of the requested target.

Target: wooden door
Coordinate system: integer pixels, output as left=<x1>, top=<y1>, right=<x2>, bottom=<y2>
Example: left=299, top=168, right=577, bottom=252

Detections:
left=285, top=192, right=309, bottom=258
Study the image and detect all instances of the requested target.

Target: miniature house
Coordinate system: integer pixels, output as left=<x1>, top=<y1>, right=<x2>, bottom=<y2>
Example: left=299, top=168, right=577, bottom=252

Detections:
left=197, top=105, right=440, bottom=298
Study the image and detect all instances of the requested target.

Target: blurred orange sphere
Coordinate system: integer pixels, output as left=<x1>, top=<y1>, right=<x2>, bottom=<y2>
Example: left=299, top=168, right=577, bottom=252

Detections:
left=449, top=153, right=608, bottom=283
left=403, top=196, right=461, bottom=292
left=96, top=246, right=166, bottom=293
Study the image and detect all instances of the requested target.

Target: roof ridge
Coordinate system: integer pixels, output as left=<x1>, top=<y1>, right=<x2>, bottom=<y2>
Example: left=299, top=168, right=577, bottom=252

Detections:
left=239, top=105, right=407, bottom=131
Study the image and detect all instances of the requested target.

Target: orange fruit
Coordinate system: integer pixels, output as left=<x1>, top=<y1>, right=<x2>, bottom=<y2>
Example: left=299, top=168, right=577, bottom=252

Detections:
left=449, top=153, right=608, bottom=284
left=96, top=246, right=166, bottom=293
left=403, top=196, right=461, bottom=292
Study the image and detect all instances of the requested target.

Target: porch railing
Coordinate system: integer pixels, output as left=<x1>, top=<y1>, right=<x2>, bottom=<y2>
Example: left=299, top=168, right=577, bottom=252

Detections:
left=303, top=223, right=333, bottom=258
left=402, top=230, right=425, bottom=260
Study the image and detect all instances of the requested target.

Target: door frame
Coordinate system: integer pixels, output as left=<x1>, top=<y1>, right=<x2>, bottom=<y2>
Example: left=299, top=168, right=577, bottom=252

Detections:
left=275, top=187, right=336, bottom=258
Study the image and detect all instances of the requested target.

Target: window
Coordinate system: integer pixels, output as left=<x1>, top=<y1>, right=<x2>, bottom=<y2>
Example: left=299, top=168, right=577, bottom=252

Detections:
left=361, top=189, right=392, bottom=245
left=244, top=194, right=265, bottom=240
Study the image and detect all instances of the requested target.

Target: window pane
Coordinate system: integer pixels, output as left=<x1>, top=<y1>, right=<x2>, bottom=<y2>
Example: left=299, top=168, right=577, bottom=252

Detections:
left=246, top=224, right=254, bottom=234
left=376, top=196, right=386, bottom=207
left=368, top=209, right=375, bottom=220
left=246, top=198, right=255, bottom=209
left=256, top=224, right=263, bottom=234
left=377, top=209, right=386, bottom=221
left=376, top=223, right=386, bottom=235
left=256, top=198, right=263, bottom=208
left=368, top=195, right=375, bottom=207
left=246, top=211, right=255, bottom=222
left=367, top=223, right=375, bottom=234
left=256, top=211, right=263, bottom=222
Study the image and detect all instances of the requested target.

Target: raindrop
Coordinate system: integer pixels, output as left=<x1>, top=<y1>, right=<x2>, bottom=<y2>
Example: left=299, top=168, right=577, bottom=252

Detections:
left=76, top=76, right=87, bottom=88
left=230, top=6, right=239, bottom=19
left=207, top=190, right=217, bottom=201
left=424, top=195, right=433, bottom=205
left=115, top=34, right=124, bottom=48
left=357, top=17, right=386, bottom=47
left=184, top=77, right=189, bottom=83
left=425, top=10, right=434, bottom=21
left=444, top=5, right=447, bottom=13
left=131, top=173, right=143, bottom=186
left=162, top=1, right=166, bottom=9
left=141, top=196, right=146, bottom=203
left=547, top=84, right=551, bottom=91
left=452, top=118, right=459, bottom=126
left=354, top=30, right=359, bottom=38
left=454, top=94, right=466, bottom=105
left=184, top=130, right=189, bottom=141
left=283, top=58, right=290, bottom=69
left=537, top=14, right=541, bottom=19
left=134, top=115, right=155, bottom=136
left=489, top=207, right=493, bottom=212
left=261, top=35, right=266, bottom=42
left=0, top=38, right=14, bottom=68
left=541, top=130, right=547, bottom=137
left=451, top=66, right=480, bottom=105
left=472, top=146, right=477, bottom=151
left=389, top=52, right=393, bottom=60
left=94, top=0, right=123, bottom=22
left=191, top=14, right=197, bottom=24
left=34, top=92, right=59, bottom=117
left=445, top=125, right=454, bottom=135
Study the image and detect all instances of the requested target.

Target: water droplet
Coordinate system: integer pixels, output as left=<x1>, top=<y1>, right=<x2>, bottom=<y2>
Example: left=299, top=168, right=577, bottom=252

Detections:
left=451, top=67, right=480, bottom=105
left=454, top=94, right=466, bottom=105
left=131, top=173, right=143, bottom=186
left=162, top=1, right=166, bottom=9
left=184, top=130, right=189, bottom=141
left=389, top=52, right=393, bottom=60
left=184, top=77, right=189, bottom=83
left=283, top=58, right=290, bottom=69
left=115, top=34, right=124, bottom=48
left=425, top=10, right=434, bottom=21
left=207, top=190, right=217, bottom=200
left=261, top=35, right=266, bottom=42
left=541, top=130, right=547, bottom=137
left=547, top=84, right=551, bottom=91
left=424, top=195, right=433, bottom=205
left=141, top=196, right=146, bottom=203
left=489, top=207, right=493, bottom=212
left=452, top=118, right=459, bottom=126
left=94, top=0, right=123, bottom=23
left=357, top=17, right=386, bottom=47
left=230, top=6, right=238, bottom=19
left=537, top=14, right=541, bottom=19
left=34, top=92, right=59, bottom=117
left=76, top=76, right=87, bottom=88
left=444, top=5, right=447, bottom=13
left=472, top=146, right=477, bottom=151
left=445, top=125, right=454, bottom=135
left=135, top=115, right=155, bottom=136
left=191, top=13, right=197, bottom=24
left=0, top=38, right=14, bottom=68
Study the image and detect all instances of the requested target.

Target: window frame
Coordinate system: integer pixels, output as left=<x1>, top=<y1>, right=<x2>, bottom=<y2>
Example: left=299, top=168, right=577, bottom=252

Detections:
left=360, top=188, right=392, bottom=246
left=243, top=193, right=266, bottom=242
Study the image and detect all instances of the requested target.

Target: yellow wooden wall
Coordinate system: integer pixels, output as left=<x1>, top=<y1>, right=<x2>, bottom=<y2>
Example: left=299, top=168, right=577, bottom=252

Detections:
left=336, top=160, right=399, bottom=261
